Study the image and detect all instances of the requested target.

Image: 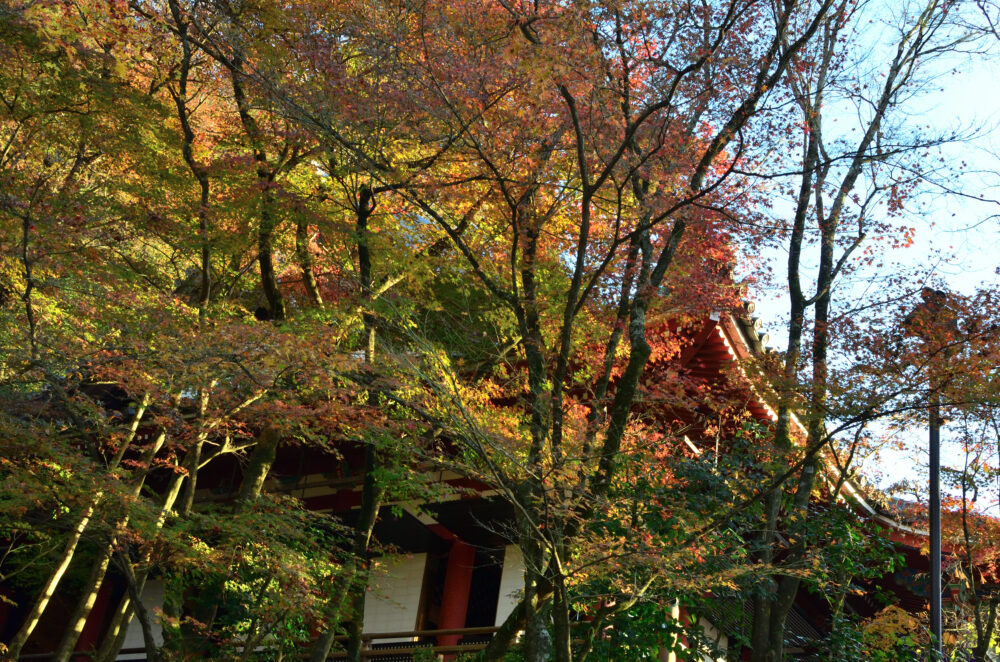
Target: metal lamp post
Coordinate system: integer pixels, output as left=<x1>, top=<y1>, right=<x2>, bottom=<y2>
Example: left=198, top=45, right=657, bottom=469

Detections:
left=929, top=388, right=942, bottom=661
left=906, top=287, right=949, bottom=661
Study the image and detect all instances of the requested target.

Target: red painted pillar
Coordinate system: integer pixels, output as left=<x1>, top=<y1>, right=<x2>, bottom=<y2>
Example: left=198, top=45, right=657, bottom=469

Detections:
left=437, top=540, right=476, bottom=649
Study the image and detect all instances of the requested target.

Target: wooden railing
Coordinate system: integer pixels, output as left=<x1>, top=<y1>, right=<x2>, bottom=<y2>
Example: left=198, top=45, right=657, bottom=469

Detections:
left=16, top=627, right=501, bottom=661
left=328, top=627, right=499, bottom=660
left=18, top=650, right=148, bottom=660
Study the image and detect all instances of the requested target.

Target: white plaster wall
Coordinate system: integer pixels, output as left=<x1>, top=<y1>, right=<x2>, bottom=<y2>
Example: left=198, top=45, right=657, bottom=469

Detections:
left=695, top=617, right=728, bottom=662
left=117, top=579, right=164, bottom=660
left=362, top=553, right=427, bottom=643
left=657, top=609, right=728, bottom=662
left=659, top=601, right=683, bottom=662
left=494, top=545, right=524, bottom=627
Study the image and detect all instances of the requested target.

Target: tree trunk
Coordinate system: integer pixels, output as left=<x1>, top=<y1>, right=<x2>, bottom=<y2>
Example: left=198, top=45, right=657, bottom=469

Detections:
left=551, top=567, right=572, bottom=662
left=517, top=479, right=550, bottom=662
left=95, top=468, right=188, bottom=662
left=257, top=201, right=285, bottom=320
left=312, top=188, right=384, bottom=662
left=229, top=54, right=285, bottom=321
left=5, top=398, right=150, bottom=658
left=51, top=431, right=166, bottom=661
left=117, top=550, right=160, bottom=662
left=237, top=426, right=280, bottom=504
left=4, top=501, right=99, bottom=658
left=309, top=466, right=383, bottom=662
left=297, top=217, right=323, bottom=307
left=166, top=0, right=210, bottom=317
left=343, top=445, right=384, bottom=662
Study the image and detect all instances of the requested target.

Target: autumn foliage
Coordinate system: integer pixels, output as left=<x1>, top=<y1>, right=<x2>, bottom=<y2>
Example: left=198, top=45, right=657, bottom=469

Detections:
left=2, top=1, right=999, bottom=661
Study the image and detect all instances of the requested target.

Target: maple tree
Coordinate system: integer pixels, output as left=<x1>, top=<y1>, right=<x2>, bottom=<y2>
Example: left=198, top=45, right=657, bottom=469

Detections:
left=723, top=0, right=993, bottom=658
left=1, top=4, right=382, bottom=661
left=309, top=2, right=846, bottom=660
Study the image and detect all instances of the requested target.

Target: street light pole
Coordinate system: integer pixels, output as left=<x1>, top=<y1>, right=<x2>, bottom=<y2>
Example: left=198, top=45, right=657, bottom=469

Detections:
left=929, top=390, right=942, bottom=661
left=906, top=287, right=950, bottom=661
